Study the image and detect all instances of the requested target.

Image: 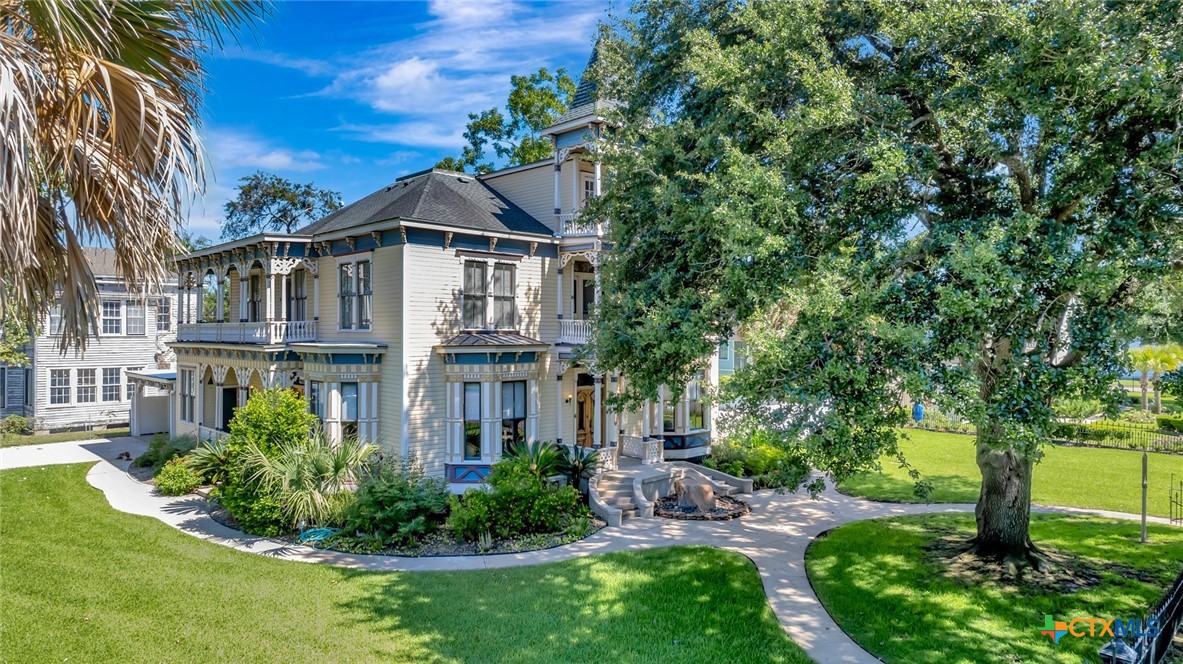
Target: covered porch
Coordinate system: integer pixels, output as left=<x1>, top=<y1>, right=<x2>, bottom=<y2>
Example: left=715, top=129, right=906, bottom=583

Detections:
left=126, top=370, right=177, bottom=438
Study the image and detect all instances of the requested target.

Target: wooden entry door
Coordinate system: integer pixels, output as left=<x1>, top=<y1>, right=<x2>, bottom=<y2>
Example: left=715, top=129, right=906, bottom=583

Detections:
left=576, top=387, right=595, bottom=447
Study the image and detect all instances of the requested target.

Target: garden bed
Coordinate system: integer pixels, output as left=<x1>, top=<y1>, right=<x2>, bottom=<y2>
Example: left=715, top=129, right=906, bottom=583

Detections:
left=206, top=499, right=606, bottom=557
left=655, top=495, right=749, bottom=521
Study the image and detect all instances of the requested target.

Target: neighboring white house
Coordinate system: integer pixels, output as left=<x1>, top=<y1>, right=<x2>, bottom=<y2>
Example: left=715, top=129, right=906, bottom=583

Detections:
left=145, top=48, right=719, bottom=484
left=18, top=247, right=179, bottom=433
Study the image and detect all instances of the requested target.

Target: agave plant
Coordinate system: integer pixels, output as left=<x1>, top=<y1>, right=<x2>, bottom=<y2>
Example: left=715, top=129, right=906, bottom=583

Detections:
left=246, top=427, right=378, bottom=528
left=557, top=445, right=600, bottom=490
left=505, top=439, right=562, bottom=478
left=0, top=1, right=264, bottom=350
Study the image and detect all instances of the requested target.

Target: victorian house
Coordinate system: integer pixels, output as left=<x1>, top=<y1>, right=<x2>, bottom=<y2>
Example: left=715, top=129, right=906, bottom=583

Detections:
left=144, top=52, right=718, bottom=488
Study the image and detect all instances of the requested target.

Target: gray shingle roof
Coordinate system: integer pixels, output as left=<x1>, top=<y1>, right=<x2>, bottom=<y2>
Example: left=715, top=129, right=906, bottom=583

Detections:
left=551, top=43, right=617, bottom=126
left=441, top=332, right=546, bottom=348
left=296, top=169, right=553, bottom=237
left=82, top=247, right=120, bottom=277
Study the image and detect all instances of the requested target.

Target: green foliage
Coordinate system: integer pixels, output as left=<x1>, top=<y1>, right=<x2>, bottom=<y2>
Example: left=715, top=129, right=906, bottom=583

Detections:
left=246, top=428, right=377, bottom=529
left=343, top=456, right=450, bottom=546
left=447, top=459, right=587, bottom=542
left=0, top=415, right=29, bottom=435
left=218, top=387, right=318, bottom=535
left=220, top=171, right=341, bottom=240
left=504, top=439, right=562, bottom=478
left=1051, top=398, right=1102, bottom=421
left=557, top=444, right=600, bottom=489
left=133, top=434, right=197, bottom=470
left=1157, top=416, right=1183, bottom=434
left=705, top=430, right=809, bottom=490
left=445, top=67, right=576, bottom=173
left=154, top=457, right=202, bottom=496
left=592, top=1, right=1183, bottom=523
left=186, top=438, right=231, bottom=485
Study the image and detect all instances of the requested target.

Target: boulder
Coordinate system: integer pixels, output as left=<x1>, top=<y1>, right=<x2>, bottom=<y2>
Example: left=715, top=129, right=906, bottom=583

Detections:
left=676, top=474, right=715, bottom=511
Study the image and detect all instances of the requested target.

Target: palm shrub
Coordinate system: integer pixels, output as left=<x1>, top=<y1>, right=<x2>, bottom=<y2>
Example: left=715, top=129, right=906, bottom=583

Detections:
left=343, top=455, right=450, bottom=545
left=133, top=434, right=197, bottom=470
left=246, top=427, right=377, bottom=529
left=186, top=438, right=231, bottom=485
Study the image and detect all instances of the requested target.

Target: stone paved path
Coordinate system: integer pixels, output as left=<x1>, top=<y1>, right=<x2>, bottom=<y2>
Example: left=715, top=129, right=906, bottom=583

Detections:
left=1, top=437, right=1172, bottom=664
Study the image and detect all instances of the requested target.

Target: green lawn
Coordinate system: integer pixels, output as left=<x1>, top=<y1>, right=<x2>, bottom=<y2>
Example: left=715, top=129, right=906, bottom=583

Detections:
left=807, top=513, right=1183, bottom=663
left=0, top=427, right=130, bottom=448
left=0, top=464, right=810, bottom=664
left=838, top=429, right=1183, bottom=517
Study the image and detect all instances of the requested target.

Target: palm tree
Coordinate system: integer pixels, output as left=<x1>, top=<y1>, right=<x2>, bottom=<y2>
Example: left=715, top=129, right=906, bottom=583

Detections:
left=0, top=1, right=265, bottom=351
left=1150, top=344, right=1183, bottom=415
left=1128, top=346, right=1157, bottom=411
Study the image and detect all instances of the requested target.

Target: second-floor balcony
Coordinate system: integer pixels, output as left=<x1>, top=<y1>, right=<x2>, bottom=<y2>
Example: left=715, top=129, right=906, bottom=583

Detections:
left=559, top=213, right=601, bottom=238
left=558, top=318, right=592, bottom=345
left=177, top=320, right=317, bottom=344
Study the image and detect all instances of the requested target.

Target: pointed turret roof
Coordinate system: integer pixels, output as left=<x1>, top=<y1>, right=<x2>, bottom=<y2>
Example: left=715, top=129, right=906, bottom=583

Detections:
left=546, top=42, right=615, bottom=132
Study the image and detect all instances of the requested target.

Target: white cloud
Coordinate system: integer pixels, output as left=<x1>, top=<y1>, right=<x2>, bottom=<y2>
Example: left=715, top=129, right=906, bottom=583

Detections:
left=333, top=121, right=465, bottom=150
left=205, top=129, right=326, bottom=172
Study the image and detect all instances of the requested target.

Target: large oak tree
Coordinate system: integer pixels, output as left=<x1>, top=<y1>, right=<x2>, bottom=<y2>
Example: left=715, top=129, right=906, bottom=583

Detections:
left=591, top=0, right=1182, bottom=571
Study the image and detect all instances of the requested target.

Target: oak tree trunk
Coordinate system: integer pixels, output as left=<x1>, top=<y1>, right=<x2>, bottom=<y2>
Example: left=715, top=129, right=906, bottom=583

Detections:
left=973, top=435, right=1043, bottom=572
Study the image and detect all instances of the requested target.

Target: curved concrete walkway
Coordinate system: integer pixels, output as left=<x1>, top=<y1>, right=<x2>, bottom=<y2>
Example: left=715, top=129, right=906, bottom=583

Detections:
left=1, top=437, right=1172, bottom=664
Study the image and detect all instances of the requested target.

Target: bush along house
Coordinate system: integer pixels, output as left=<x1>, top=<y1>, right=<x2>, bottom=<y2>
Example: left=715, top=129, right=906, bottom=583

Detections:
left=138, top=51, right=724, bottom=517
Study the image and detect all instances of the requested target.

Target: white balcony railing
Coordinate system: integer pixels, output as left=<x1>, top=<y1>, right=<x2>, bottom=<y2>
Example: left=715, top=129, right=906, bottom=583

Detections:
left=559, top=212, right=600, bottom=237
left=558, top=319, right=592, bottom=345
left=177, top=320, right=317, bottom=344
left=620, top=435, right=664, bottom=465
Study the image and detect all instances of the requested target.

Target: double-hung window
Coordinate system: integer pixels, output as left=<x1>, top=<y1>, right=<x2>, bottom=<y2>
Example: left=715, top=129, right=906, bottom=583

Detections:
left=500, top=380, right=526, bottom=454
left=50, top=369, right=70, bottom=404
left=291, top=271, right=307, bottom=322
left=125, top=367, right=141, bottom=400
left=101, top=301, right=122, bottom=334
left=156, top=298, right=171, bottom=331
left=461, top=261, right=487, bottom=330
left=463, top=382, right=481, bottom=460
left=338, top=263, right=355, bottom=330
left=179, top=369, right=195, bottom=422
left=357, top=260, right=372, bottom=330
left=126, top=301, right=146, bottom=335
left=102, top=368, right=121, bottom=402
left=308, top=380, right=324, bottom=421
left=688, top=375, right=705, bottom=430
left=76, top=369, right=96, bottom=403
left=340, top=382, right=359, bottom=438
left=48, top=304, right=63, bottom=335
left=492, top=263, right=515, bottom=329
left=248, top=274, right=262, bottom=322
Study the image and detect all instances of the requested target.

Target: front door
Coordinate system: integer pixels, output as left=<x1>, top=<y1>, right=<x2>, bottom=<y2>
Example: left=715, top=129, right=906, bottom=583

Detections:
left=220, top=387, right=237, bottom=431
left=576, top=387, right=595, bottom=447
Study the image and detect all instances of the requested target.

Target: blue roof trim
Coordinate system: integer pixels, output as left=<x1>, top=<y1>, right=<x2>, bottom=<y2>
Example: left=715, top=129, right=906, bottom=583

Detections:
left=443, top=351, right=537, bottom=365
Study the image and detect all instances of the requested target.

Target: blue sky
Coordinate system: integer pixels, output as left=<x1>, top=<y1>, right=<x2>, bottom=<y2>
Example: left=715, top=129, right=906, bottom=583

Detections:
left=189, top=0, right=613, bottom=241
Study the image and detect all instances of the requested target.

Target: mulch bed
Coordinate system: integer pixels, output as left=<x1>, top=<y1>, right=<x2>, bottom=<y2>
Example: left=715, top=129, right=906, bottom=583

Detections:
left=655, top=495, right=749, bottom=521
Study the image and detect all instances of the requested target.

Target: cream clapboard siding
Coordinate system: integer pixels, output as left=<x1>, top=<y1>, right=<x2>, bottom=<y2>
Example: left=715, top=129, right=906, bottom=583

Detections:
left=481, top=162, right=558, bottom=234
left=402, top=244, right=553, bottom=473
left=30, top=291, right=178, bottom=431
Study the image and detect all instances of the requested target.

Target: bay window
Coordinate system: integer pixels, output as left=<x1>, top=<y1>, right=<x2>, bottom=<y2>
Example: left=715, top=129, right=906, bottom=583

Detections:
left=501, top=380, right=526, bottom=454
left=463, top=382, right=481, bottom=460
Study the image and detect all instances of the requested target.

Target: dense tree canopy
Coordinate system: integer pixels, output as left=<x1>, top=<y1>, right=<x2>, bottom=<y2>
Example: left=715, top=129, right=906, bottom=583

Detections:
left=220, top=171, right=342, bottom=240
left=591, top=0, right=1182, bottom=567
left=437, top=67, right=576, bottom=173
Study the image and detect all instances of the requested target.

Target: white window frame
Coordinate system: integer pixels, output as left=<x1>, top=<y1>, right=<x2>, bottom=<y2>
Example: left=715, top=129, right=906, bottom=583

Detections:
left=179, top=368, right=195, bottom=423
left=48, top=304, right=63, bottom=335
left=50, top=369, right=71, bottom=405
left=461, top=259, right=518, bottom=331
left=336, top=254, right=373, bottom=332
left=101, top=301, right=122, bottom=335
left=492, top=263, right=516, bottom=330
left=76, top=368, right=96, bottom=404
left=125, top=300, right=146, bottom=336
left=156, top=297, right=171, bottom=331
left=580, top=172, right=595, bottom=208
left=102, top=367, right=121, bottom=402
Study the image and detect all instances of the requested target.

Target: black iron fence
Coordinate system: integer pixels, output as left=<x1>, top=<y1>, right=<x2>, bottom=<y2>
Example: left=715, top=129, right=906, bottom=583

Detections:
left=1172, top=475, right=1182, bottom=527
left=1048, top=421, right=1183, bottom=455
left=1100, top=565, right=1183, bottom=664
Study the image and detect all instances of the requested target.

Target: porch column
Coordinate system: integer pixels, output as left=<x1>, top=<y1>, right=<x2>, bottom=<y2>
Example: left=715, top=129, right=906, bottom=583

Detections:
left=553, top=160, right=562, bottom=217
left=312, top=271, right=320, bottom=322
left=656, top=389, right=666, bottom=436
left=129, top=382, right=140, bottom=437
left=167, top=385, right=175, bottom=439
left=593, top=160, right=602, bottom=197
left=213, top=380, right=224, bottom=432
left=555, top=373, right=564, bottom=446
left=593, top=374, right=603, bottom=449
left=239, top=277, right=249, bottom=322
left=194, top=282, right=204, bottom=323
left=527, top=378, right=538, bottom=443
left=215, top=273, right=225, bottom=322
left=556, top=265, right=564, bottom=321
left=642, top=399, right=652, bottom=440
left=593, top=257, right=602, bottom=318
left=280, top=273, right=289, bottom=322
left=571, top=157, right=579, bottom=211
left=180, top=282, right=189, bottom=324
left=265, top=272, right=276, bottom=322
left=195, top=374, right=204, bottom=429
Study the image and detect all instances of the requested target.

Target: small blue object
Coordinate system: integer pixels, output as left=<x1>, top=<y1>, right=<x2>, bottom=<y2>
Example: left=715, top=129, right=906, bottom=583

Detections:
left=912, top=402, right=924, bottom=422
left=298, top=527, right=340, bottom=545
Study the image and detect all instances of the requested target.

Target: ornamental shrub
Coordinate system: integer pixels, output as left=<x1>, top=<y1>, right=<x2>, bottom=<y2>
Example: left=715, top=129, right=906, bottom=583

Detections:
left=0, top=415, right=29, bottom=435
left=155, top=457, right=202, bottom=496
left=447, top=457, right=586, bottom=542
left=343, top=455, right=450, bottom=545
left=217, top=387, right=317, bottom=536
left=134, top=434, right=197, bottom=470
left=1157, top=416, right=1183, bottom=433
